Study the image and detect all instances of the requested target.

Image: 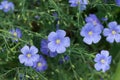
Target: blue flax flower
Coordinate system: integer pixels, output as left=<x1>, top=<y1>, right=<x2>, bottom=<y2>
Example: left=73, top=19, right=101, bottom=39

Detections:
left=94, top=50, right=112, bottom=72
left=103, top=21, right=120, bottom=43
left=85, top=14, right=103, bottom=30
left=10, top=28, right=22, bottom=42
left=0, top=0, right=14, bottom=12
left=33, top=55, right=47, bottom=72
left=69, top=0, right=88, bottom=11
left=48, top=30, right=70, bottom=53
left=80, top=23, right=101, bottom=45
left=19, top=45, right=39, bottom=66
left=115, top=0, right=120, bottom=6
left=40, top=39, right=57, bottom=57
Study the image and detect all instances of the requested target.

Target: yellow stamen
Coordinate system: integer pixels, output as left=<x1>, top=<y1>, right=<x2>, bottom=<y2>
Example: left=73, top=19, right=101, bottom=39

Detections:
left=88, top=31, right=93, bottom=36
left=112, top=30, right=116, bottom=35
left=27, top=54, right=31, bottom=58
left=4, top=5, right=8, bottom=9
left=56, top=39, right=60, bottom=44
left=101, top=59, right=105, bottom=64
left=13, top=32, right=17, bottom=37
left=37, top=62, right=42, bottom=67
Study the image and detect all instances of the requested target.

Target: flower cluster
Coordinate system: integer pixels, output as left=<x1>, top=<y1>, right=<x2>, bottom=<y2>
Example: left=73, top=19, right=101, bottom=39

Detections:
left=94, top=50, right=112, bottom=72
left=80, top=14, right=102, bottom=45
left=19, top=45, right=47, bottom=72
left=80, top=14, right=115, bottom=72
left=16, top=29, right=70, bottom=72
left=80, top=14, right=120, bottom=44
left=69, top=0, right=88, bottom=11
left=0, top=0, right=14, bottom=12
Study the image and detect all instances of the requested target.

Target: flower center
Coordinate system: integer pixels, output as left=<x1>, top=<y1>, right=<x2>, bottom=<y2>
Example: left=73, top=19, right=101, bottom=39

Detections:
left=27, top=54, right=31, bottom=58
left=56, top=39, right=60, bottom=44
left=4, top=5, right=9, bottom=9
left=112, top=30, right=116, bottom=35
left=13, top=32, right=17, bottom=37
left=37, top=62, right=42, bottom=67
left=88, top=31, right=93, bottom=36
left=101, top=59, right=105, bottom=64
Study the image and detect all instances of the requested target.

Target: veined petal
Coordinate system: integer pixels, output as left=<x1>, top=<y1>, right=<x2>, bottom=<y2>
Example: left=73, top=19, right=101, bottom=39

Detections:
left=83, top=37, right=92, bottom=45
left=48, top=42, right=57, bottom=52
left=94, top=53, right=101, bottom=62
left=30, top=54, right=39, bottom=62
left=102, top=64, right=110, bottom=72
left=24, top=59, right=34, bottom=66
left=56, top=45, right=66, bottom=53
left=63, top=37, right=70, bottom=47
left=94, top=63, right=102, bottom=71
left=48, top=32, right=57, bottom=41
left=103, top=28, right=110, bottom=36
left=108, top=21, right=117, bottom=29
left=92, top=35, right=101, bottom=43
left=115, top=34, right=120, bottom=42
left=20, top=45, right=29, bottom=55
left=56, top=30, right=66, bottom=37
left=106, top=36, right=114, bottom=43
left=30, top=46, right=38, bottom=54
left=101, top=50, right=109, bottom=57
left=18, top=54, right=27, bottom=64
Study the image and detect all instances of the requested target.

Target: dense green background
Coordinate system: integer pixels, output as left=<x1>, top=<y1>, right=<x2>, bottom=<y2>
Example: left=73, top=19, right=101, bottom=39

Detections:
left=0, top=0, right=120, bottom=80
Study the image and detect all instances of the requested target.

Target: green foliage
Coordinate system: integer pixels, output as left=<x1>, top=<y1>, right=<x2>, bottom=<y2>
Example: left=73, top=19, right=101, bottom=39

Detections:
left=0, top=0, right=120, bottom=80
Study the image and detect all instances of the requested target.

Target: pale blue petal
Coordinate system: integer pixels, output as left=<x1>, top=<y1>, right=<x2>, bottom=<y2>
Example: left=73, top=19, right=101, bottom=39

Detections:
left=108, top=21, right=117, bottom=29
left=30, top=46, right=38, bottom=54
left=80, top=27, right=87, bottom=37
left=102, top=64, right=110, bottom=72
left=93, top=35, right=101, bottom=43
left=0, top=5, right=3, bottom=9
left=115, top=34, right=120, bottom=42
left=101, top=50, right=109, bottom=57
left=30, top=54, right=39, bottom=62
left=94, top=53, right=101, bottom=62
left=103, top=28, right=110, bottom=36
left=83, top=37, right=92, bottom=45
left=56, top=30, right=66, bottom=37
left=24, top=59, right=33, bottom=66
left=18, top=54, right=27, bottom=64
left=63, top=37, right=70, bottom=47
left=106, top=36, right=114, bottom=43
left=20, top=45, right=29, bottom=55
left=56, top=45, right=66, bottom=53
left=107, top=56, right=112, bottom=64
left=94, top=63, right=102, bottom=71
left=48, top=32, right=57, bottom=41
left=116, top=25, right=120, bottom=32
left=48, top=42, right=57, bottom=52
